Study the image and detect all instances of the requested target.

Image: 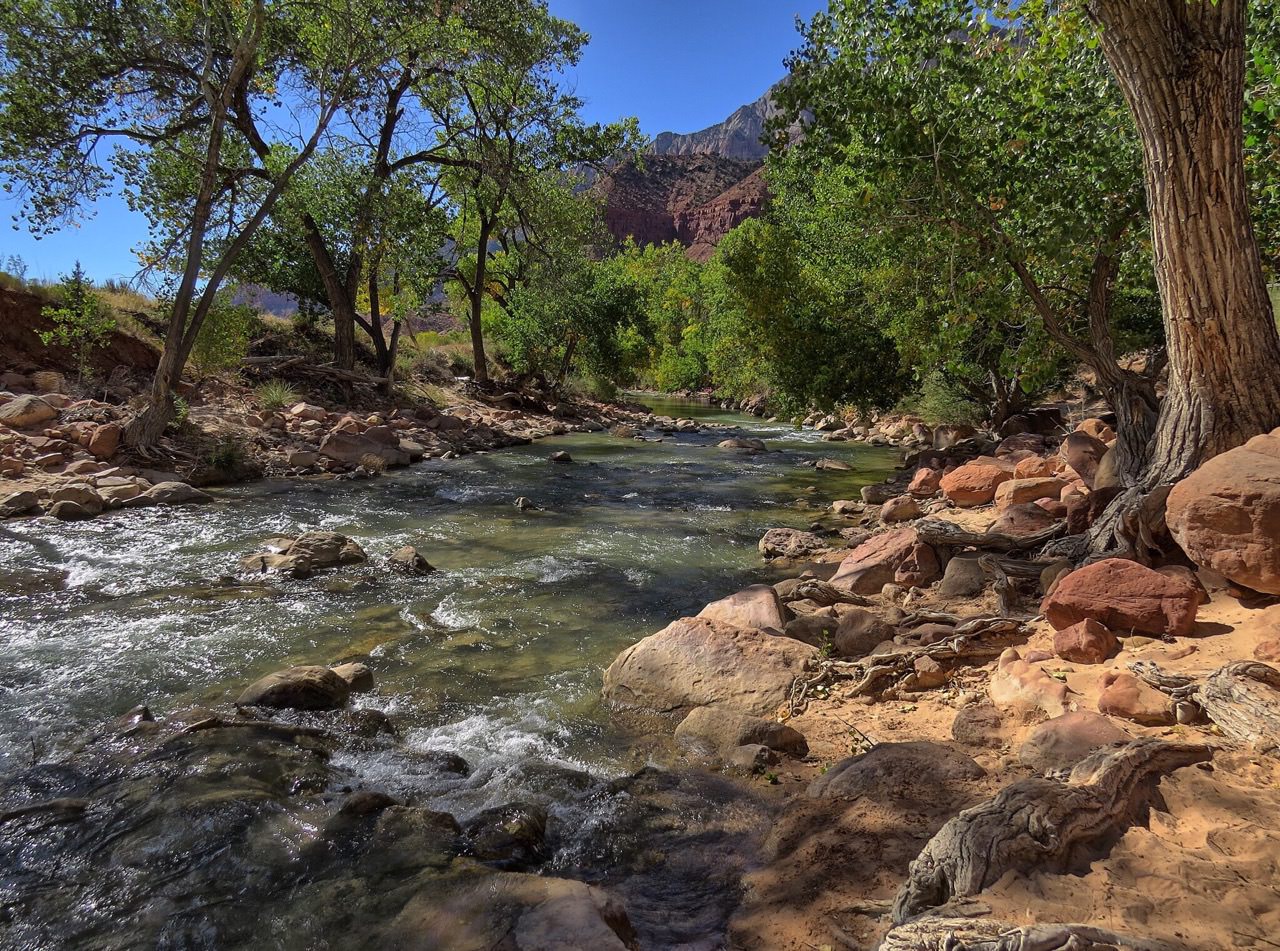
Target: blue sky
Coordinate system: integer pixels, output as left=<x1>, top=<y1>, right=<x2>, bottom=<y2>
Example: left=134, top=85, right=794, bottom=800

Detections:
left=0, top=0, right=822, bottom=284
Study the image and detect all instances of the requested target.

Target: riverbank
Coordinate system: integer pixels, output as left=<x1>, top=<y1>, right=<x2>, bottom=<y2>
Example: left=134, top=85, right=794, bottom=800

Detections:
left=601, top=413, right=1280, bottom=949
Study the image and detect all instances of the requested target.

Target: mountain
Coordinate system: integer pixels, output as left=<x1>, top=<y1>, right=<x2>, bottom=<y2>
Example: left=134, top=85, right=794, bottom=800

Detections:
left=596, top=87, right=781, bottom=260
left=648, top=88, right=783, bottom=162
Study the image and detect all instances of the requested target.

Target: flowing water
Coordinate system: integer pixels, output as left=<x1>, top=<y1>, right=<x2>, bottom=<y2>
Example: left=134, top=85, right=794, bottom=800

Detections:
left=0, top=396, right=897, bottom=945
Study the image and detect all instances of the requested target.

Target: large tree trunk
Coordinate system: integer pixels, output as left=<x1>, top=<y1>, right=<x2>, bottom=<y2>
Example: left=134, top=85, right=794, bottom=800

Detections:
left=469, top=219, right=492, bottom=386
left=1087, top=0, right=1280, bottom=483
left=300, top=213, right=357, bottom=373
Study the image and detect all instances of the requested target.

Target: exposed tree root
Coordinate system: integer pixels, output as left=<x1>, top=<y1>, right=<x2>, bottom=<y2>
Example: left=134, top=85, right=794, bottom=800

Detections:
left=914, top=519, right=1064, bottom=554
left=792, top=579, right=872, bottom=608
left=891, top=738, right=1211, bottom=923
left=877, top=917, right=1180, bottom=951
left=1129, top=660, right=1280, bottom=747
left=786, top=616, right=1026, bottom=714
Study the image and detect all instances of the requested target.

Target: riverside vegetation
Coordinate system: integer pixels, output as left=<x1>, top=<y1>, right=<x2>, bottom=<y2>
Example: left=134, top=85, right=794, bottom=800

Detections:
left=4, top=1, right=1280, bottom=950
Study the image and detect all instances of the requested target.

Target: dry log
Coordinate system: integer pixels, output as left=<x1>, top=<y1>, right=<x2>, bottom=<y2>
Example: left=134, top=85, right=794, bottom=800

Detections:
left=240, top=355, right=387, bottom=386
left=877, top=917, right=1179, bottom=951
left=891, top=738, right=1211, bottom=923
left=1128, top=660, right=1280, bottom=747
left=977, top=555, right=1016, bottom=617
left=793, top=579, right=872, bottom=607
left=914, top=519, right=1064, bottom=553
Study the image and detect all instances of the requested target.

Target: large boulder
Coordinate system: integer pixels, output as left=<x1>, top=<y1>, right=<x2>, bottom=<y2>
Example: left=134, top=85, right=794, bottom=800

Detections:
left=86, top=422, right=122, bottom=460
left=697, top=585, right=787, bottom=634
left=829, top=527, right=921, bottom=594
left=674, top=705, right=808, bottom=757
left=602, top=617, right=816, bottom=716
left=1097, top=671, right=1174, bottom=726
left=881, top=495, right=922, bottom=522
left=0, top=394, right=57, bottom=429
left=241, top=530, right=367, bottom=578
left=1018, top=712, right=1130, bottom=772
left=1165, top=427, right=1280, bottom=595
left=939, top=462, right=1012, bottom=507
left=894, top=541, right=941, bottom=588
left=1052, top=618, right=1118, bottom=664
left=319, top=430, right=410, bottom=468
left=144, top=481, right=212, bottom=505
left=807, top=741, right=985, bottom=806
left=758, top=527, right=825, bottom=560
left=1041, top=558, right=1200, bottom=637
left=236, top=665, right=351, bottom=710
left=994, top=477, right=1066, bottom=510
left=908, top=467, right=942, bottom=497
left=988, top=501, right=1060, bottom=537
left=830, top=606, right=893, bottom=657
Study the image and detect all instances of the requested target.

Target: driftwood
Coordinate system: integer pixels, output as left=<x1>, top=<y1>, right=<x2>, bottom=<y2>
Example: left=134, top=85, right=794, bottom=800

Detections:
left=877, top=918, right=1179, bottom=951
left=891, top=738, right=1211, bottom=923
left=792, top=579, right=872, bottom=608
left=241, top=354, right=387, bottom=386
left=1130, top=660, right=1280, bottom=747
left=787, top=616, right=1026, bottom=713
left=915, top=518, right=1065, bottom=553
left=977, top=555, right=1016, bottom=617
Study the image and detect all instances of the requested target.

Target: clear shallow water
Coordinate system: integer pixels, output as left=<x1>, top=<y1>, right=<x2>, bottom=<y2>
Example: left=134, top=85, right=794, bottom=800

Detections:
left=0, top=396, right=896, bottom=803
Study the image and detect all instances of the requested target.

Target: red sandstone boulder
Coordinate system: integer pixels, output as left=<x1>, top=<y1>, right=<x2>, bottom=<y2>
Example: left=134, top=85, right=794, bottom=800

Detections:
left=1013, top=455, right=1058, bottom=479
left=1165, top=427, right=1280, bottom=595
left=994, top=477, right=1066, bottom=511
left=87, top=422, right=121, bottom=460
left=1097, top=671, right=1174, bottom=725
left=830, top=528, right=920, bottom=594
left=881, top=495, right=922, bottom=522
left=1041, top=558, right=1199, bottom=637
left=1076, top=418, right=1117, bottom=443
left=1052, top=619, right=1117, bottom=664
left=895, top=541, right=941, bottom=588
left=939, top=462, right=1012, bottom=507
left=908, top=467, right=942, bottom=497
left=989, top=501, right=1060, bottom=537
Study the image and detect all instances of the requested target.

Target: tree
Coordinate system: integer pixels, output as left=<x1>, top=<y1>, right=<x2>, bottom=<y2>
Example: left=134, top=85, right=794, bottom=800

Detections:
left=0, top=0, right=393, bottom=446
left=779, top=0, right=1164, bottom=472
left=1083, top=0, right=1280, bottom=482
left=38, top=261, right=114, bottom=382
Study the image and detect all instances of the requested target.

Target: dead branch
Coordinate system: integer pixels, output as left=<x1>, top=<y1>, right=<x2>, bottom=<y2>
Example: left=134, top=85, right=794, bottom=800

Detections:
left=892, top=739, right=1211, bottom=923
left=914, top=519, right=1064, bottom=553
left=1128, top=660, right=1280, bottom=746
left=877, top=917, right=1180, bottom=951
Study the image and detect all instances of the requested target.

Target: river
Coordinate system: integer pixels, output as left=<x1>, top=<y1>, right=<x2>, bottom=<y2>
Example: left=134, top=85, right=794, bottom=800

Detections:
left=0, top=395, right=897, bottom=946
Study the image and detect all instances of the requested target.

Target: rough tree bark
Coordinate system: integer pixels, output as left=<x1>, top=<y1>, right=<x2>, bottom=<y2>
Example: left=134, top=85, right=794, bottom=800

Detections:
left=468, top=216, right=493, bottom=386
left=1086, top=0, right=1280, bottom=483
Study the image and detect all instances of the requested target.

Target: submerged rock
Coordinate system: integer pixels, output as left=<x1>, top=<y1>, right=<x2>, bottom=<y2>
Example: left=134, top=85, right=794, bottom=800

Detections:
left=241, top=530, right=368, bottom=578
left=236, top=664, right=352, bottom=710
left=388, top=545, right=435, bottom=575
left=758, top=527, right=826, bottom=560
left=462, top=802, right=549, bottom=870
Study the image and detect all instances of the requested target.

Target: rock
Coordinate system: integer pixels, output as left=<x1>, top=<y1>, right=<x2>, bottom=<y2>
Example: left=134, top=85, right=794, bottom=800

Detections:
left=286, top=449, right=319, bottom=468
left=782, top=614, right=837, bottom=647
left=398, top=439, right=426, bottom=460
left=951, top=703, right=1006, bottom=749
left=50, top=500, right=95, bottom=520
left=1092, top=446, right=1122, bottom=491
left=994, top=477, right=1066, bottom=510
left=674, top=705, right=808, bottom=757
left=1076, top=417, right=1117, bottom=443
left=813, top=458, right=851, bottom=472
left=1013, top=455, right=1058, bottom=479
left=330, top=662, right=374, bottom=692
left=0, top=489, right=40, bottom=517
left=236, top=665, right=351, bottom=710
left=1097, top=671, right=1174, bottom=725
left=830, top=607, right=893, bottom=657
left=939, top=462, right=1012, bottom=507
left=881, top=495, right=921, bottom=522
left=388, top=545, right=435, bottom=575
left=1052, top=619, right=1118, bottom=664
left=50, top=483, right=104, bottom=514
left=145, top=481, right=212, bottom=505
left=1165, top=427, right=1280, bottom=595
left=808, top=741, right=985, bottom=806
left=549, top=451, right=573, bottom=463
left=462, top=802, right=548, bottom=870
left=989, top=648, right=1068, bottom=718
left=933, top=424, right=976, bottom=450
left=911, top=656, right=948, bottom=689
left=1018, top=712, right=1130, bottom=772
left=1060, top=431, right=1109, bottom=488
left=0, top=394, right=57, bottom=429
left=894, top=541, right=941, bottom=588
left=318, top=430, right=409, bottom=468
left=86, top=423, right=121, bottom=460
left=758, top=527, right=825, bottom=560
left=718, top=437, right=766, bottom=452
left=938, top=554, right=987, bottom=598
left=1041, top=558, right=1200, bottom=637
left=514, top=496, right=536, bottom=511
left=831, top=499, right=862, bottom=515
left=601, top=617, right=817, bottom=716
left=242, top=531, right=367, bottom=578
left=725, top=743, right=779, bottom=772
left=1255, top=637, right=1280, bottom=663
left=699, top=584, right=788, bottom=632
left=861, top=483, right=897, bottom=504
left=1039, top=558, right=1075, bottom=596
left=288, top=402, right=327, bottom=422
left=830, top=527, right=920, bottom=594
left=989, top=501, right=1060, bottom=537
left=908, top=467, right=942, bottom=497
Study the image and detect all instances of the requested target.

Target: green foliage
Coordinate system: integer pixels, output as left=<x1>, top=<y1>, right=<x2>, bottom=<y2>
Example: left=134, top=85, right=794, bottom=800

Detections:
left=171, top=395, right=189, bottom=426
left=38, top=262, right=115, bottom=381
left=189, top=291, right=256, bottom=377
left=900, top=372, right=988, bottom=427
left=255, top=380, right=300, bottom=413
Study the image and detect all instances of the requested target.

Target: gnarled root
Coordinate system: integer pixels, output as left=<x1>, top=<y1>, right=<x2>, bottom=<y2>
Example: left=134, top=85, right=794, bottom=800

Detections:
left=891, top=739, right=1211, bottom=923
left=1128, top=660, right=1280, bottom=748
left=877, top=917, right=1180, bottom=951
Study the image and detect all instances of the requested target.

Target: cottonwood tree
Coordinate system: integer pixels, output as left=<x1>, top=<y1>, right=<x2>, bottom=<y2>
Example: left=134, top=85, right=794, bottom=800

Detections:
left=779, top=0, right=1165, bottom=474
left=1082, top=0, right=1280, bottom=482
left=0, top=0, right=392, bottom=446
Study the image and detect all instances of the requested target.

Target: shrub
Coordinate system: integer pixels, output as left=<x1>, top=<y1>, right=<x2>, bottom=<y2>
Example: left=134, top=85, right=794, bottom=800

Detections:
left=256, top=379, right=300, bottom=412
left=38, top=261, right=115, bottom=381
left=189, top=291, right=256, bottom=377
left=900, top=372, right=985, bottom=426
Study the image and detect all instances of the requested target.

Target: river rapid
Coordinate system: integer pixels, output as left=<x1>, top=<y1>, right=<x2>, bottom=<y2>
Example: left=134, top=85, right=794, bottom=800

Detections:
left=0, top=395, right=897, bottom=947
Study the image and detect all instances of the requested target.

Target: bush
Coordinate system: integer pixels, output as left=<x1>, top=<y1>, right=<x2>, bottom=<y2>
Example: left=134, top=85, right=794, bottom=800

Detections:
left=189, top=291, right=256, bottom=377
left=901, top=371, right=986, bottom=426
left=256, top=379, right=299, bottom=412
left=38, top=261, right=115, bottom=381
